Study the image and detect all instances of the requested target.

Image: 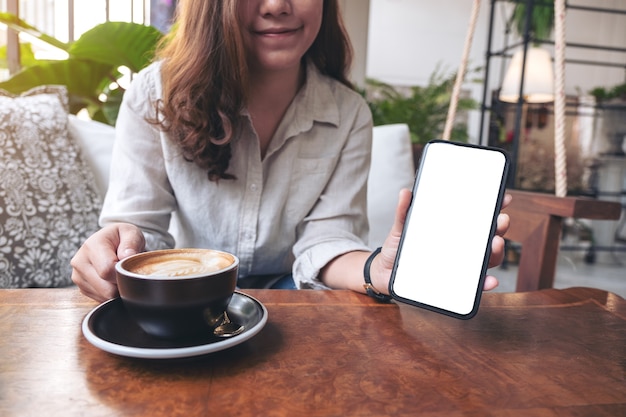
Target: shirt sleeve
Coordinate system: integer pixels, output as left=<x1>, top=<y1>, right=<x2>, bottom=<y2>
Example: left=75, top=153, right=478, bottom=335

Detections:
left=99, top=63, right=176, bottom=251
left=292, top=92, right=374, bottom=289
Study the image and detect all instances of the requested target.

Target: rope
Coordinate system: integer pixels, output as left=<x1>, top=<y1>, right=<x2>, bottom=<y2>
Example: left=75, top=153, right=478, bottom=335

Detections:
left=554, top=0, right=568, bottom=197
left=442, top=0, right=481, bottom=141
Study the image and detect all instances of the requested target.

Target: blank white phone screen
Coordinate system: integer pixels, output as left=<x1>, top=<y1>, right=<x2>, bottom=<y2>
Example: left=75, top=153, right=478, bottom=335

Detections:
left=391, top=141, right=507, bottom=317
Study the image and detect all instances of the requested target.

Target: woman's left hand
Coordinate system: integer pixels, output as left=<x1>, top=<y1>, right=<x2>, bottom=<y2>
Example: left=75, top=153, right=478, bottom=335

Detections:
left=370, top=189, right=512, bottom=294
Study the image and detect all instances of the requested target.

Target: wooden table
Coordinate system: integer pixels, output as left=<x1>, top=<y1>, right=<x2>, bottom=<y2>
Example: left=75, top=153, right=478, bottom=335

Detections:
left=1, top=288, right=625, bottom=416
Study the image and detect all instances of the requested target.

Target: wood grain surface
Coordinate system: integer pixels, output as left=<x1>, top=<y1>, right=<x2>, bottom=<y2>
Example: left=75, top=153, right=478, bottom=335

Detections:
left=1, top=288, right=624, bottom=416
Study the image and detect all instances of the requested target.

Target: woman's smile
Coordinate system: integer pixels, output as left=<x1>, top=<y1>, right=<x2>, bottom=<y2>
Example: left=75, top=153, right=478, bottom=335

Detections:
left=239, top=0, right=323, bottom=73
left=255, top=26, right=301, bottom=36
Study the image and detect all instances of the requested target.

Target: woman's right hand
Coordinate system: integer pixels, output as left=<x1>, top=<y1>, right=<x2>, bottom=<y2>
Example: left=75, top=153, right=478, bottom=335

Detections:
left=71, top=223, right=146, bottom=302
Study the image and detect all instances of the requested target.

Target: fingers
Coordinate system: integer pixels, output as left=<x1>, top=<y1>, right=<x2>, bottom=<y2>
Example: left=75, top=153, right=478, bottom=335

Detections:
left=502, top=192, right=512, bottom=209
left=483, top=275, right=499, bottom=291
left=488, top=235, right=506, bottom=268
left=71, top=223, right=145, bottom=302
left=71, top=241, right=119, bottom=302
left=71, top=262, right=119, bottom=302
left=486, top=194, right=512, bottom=273
left=483, top=196, right=511, bottom=291
left=496, top=213, right=510, bottom=237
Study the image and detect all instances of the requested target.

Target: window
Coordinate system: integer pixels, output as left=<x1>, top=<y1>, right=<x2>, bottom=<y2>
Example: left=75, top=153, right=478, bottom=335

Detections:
left=1, top=0, right=158, bottom=81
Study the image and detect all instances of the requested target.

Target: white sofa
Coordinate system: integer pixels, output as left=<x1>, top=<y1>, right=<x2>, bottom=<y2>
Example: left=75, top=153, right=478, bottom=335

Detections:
left=68, top=115, right=116, bottom=199
left=367, top=123, right=415, bottom=247
left=0, top=82, right=413, bottom=287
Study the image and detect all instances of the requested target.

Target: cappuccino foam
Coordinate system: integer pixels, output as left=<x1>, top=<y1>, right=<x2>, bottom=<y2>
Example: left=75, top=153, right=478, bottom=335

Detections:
left=127, top=250, right=234, bottom=277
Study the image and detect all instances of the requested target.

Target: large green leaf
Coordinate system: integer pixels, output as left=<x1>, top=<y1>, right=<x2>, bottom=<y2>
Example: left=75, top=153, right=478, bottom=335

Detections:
left=0, top=12, right=69, bottom=51
left=0, top=59, right=113, bottom=102
left=0, top=43, right=37, bottom=69
left=69, top=22, right=163, bottom=72
left=0, top=17, right=161, bottom=124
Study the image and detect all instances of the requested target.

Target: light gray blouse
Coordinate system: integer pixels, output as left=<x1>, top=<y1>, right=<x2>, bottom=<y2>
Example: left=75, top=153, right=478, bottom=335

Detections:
left=101, top=61, right=373, bottom=289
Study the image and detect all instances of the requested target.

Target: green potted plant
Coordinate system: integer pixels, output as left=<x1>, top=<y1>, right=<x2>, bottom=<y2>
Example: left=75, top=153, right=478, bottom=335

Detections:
left=589, top=82, right=626, bottom=104
left=0, top=13, right=162, bottom=125
left=364, top=66, right=478, bottom=166
left=510, top=0, right=554, bottom=43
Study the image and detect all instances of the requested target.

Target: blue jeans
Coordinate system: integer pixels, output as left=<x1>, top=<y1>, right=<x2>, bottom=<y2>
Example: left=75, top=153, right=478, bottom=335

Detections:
left=270, top=274, right=297, bottom=289
left=237, top=274, right=297, bottom=289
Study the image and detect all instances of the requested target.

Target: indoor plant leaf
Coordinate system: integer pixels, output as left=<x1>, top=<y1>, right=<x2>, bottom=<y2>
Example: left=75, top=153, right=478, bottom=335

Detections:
left=69, top=22, right=163, bottom=72
left=511, top=1, right=555, bottom=42
left=0, top=59, right=113, bottom=108
left=0, top=12, right=69, bottom=51
left=100, top=86, right=125, bottom=125
left=0, top=16, right=161, bottom=125
left=0, top=43, right=37, bottom=69
left=365, top=66, right=477, bottom=145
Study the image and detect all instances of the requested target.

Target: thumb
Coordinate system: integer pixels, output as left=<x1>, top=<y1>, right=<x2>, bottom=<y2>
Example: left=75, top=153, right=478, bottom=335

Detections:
left=381, top=188, right=412, bottom=267
left=115, top=224, right=146, bottom=260
left=391, top=188, right=412, bottom=238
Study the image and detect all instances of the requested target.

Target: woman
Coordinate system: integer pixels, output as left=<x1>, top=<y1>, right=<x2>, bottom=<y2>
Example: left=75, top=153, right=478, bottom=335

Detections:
left=71, top=0, right=509, bottom=302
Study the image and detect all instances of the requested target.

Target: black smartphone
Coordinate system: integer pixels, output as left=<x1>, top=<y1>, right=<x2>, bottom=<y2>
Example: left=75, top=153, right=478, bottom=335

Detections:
left=389, top=140, right=510, bottom=319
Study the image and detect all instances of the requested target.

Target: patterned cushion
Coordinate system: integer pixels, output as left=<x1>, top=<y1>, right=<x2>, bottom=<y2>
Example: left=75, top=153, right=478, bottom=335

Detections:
left=0, top=86, right=102, bottom=287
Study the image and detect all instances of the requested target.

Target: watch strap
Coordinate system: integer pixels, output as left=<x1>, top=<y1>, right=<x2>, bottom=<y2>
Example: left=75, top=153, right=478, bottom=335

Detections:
left=363, top=247, right=392, bottom=302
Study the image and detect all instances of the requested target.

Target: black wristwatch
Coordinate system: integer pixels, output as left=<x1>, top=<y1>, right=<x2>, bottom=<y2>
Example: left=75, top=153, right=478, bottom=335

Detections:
left=363, top=247, right=392, bottom=302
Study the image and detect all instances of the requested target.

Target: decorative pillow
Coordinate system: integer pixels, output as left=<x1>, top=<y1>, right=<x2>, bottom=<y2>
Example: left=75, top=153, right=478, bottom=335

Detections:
left=0, top=86, right=102, bottom=287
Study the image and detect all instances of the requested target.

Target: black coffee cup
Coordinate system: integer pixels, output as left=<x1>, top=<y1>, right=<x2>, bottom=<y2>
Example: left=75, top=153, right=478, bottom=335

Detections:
left=116, top=248, right=239, bottom=339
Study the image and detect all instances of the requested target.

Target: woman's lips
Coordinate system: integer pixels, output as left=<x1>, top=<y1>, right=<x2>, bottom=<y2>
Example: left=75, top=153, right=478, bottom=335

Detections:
left=255, top=27, right=300, bottom=36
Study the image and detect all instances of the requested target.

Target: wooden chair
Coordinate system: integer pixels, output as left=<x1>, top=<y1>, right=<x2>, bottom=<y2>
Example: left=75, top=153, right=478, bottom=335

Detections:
left=502, top=190, right=622, bottom=292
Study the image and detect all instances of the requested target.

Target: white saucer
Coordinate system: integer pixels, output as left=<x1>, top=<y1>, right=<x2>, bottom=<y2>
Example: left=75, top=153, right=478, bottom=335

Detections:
left=82, top=291, right=268, bottom=359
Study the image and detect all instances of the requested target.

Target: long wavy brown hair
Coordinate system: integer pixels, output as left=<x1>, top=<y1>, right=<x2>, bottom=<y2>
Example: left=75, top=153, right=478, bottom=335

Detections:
left=153, top=0, right=353, bottom=181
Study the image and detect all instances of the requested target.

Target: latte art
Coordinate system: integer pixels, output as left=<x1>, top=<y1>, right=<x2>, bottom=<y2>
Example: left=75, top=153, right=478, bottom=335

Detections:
left=126, top=251, right=234, bottom=278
